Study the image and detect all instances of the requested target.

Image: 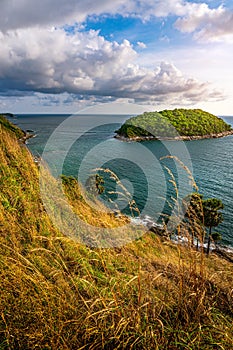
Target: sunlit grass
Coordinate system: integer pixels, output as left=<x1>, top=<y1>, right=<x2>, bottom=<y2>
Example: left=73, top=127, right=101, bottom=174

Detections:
left=0, top=115, right=233, bottom=349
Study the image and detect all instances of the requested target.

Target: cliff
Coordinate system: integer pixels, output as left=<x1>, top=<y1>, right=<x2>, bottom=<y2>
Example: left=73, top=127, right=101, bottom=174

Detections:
left=0, top=115, right=233, bottom=349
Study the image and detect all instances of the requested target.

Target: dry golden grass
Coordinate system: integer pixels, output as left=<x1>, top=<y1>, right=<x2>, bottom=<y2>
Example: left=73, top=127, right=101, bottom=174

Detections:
left=0, top=116, right=233, bottom=349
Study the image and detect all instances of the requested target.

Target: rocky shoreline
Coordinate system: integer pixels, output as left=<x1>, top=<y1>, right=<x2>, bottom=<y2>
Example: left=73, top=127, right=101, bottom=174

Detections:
left=115, top=129, right=233, bottom=142
left=19, top=131, right=35, bottom=144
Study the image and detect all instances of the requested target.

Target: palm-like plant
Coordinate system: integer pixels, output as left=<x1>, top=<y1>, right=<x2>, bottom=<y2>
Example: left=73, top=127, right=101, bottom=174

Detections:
left=183, top=195, right=224, bottom=254
left=183, top=193, right=204, bottom=248
left=202, top=198, right=224, bottom=255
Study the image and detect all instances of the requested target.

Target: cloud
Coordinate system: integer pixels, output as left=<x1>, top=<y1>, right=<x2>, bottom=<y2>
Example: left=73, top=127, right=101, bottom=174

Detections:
left=0, top=0, right=126, bottom=31
left=175, top=4, right=233, bottom=42
left=159, top=35, right=170, bottom=43
left=0, top=1, right=229, bottom=108
left=0, top=0, right=229, bottom=31
left=1, top=1, right=233, bottom=43
left=0, top=27, right=224, bottom=105
left=137, top=41, right=147, bottom=49
left=1, top=0, right=155, bottom=32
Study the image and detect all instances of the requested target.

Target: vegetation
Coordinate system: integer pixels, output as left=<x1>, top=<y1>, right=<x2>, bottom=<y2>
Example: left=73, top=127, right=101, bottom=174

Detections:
left=0, top=114, right=25, bottom=139
left=85, top=173, right=105, bottom=195
left=183, top=193, right=224, bottom=254
left=116, top=108, right=232, bottom=139
left=203, top=198, right=224, bottom=255
left=0, top=115, right=233, bottom=349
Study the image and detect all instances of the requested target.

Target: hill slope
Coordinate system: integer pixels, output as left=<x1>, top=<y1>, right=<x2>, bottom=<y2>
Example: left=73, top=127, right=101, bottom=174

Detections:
left=0, top=115, right=233, bottom=349
left=116, top=108, right=233, bottom=140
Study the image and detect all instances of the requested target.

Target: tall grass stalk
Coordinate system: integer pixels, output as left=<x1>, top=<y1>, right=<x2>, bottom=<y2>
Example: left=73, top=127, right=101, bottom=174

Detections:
left=0, top=116, right=233, bottom=349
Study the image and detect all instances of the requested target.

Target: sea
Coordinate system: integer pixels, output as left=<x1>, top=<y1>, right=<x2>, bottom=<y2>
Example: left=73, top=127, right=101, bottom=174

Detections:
left=12, top=113, right=233, bottom=249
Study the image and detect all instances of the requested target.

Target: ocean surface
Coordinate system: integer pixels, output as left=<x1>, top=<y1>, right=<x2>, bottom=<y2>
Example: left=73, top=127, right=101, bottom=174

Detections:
left=13, top=113, right=233, bottom=248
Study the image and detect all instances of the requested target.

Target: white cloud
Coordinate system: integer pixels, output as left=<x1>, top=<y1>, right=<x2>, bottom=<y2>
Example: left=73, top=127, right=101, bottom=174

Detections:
left=0, top=27, right=224, bottom=105
left=1, top=1, right=233, bottom=45
left=1, top=0, right=231, bottom=37
left=0, top=1, right=93, bottom=31
left=0, top=0, right=231, bottom=112
left=137, top=41, right=147, bottom=49
left=175, top=4, right=233, bottom=42
left=0, top=0, right=126, bottom=31
left=159, top=35, right=170, bottom=43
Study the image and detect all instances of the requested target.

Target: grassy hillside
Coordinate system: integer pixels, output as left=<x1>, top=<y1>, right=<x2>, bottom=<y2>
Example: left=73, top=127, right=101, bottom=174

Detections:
left=0, top=115, right=233, bottom=349
left=0, top=114, right=25, bottom=139
left=116, top=109, right=232, bottom=139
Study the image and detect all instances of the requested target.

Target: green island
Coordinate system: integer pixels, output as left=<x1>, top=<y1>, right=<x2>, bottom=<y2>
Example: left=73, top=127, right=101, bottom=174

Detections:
left=1, top=114, right=233, bottom=349
left=116, top=108, right=233, bottom=141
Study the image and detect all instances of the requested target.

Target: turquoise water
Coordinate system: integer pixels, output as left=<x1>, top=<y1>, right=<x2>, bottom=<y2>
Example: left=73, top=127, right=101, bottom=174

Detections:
left=14, top=114, right=233, bottom=247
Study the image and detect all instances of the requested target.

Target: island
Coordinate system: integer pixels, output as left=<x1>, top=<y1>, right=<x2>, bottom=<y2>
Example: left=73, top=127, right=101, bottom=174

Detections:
left=115, top=108, right=233, bottom=141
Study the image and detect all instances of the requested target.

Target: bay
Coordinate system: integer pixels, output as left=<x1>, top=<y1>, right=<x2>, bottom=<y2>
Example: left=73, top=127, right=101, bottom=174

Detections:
left=14, top=113, right=233, bottom=248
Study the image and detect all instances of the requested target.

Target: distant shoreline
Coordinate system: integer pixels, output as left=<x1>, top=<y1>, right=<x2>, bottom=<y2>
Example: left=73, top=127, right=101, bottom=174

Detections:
left=115, top=129, right=233, bottom=142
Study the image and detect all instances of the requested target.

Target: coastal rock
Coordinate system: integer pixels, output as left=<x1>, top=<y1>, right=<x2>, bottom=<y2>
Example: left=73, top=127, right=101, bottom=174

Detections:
left=115, top=130, right=233, bottom=142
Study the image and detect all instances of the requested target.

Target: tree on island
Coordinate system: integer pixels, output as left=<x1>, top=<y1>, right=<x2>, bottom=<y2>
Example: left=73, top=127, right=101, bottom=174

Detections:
left=116, top=109, right=232, bottom=139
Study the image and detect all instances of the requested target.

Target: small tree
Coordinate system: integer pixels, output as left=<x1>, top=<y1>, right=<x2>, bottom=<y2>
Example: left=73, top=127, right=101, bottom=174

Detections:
left=183, top=194, right=224, bottom=254
left=183, top=192, right=204, bottom=248
left=85, top=174, right=105, bottom=196
left=202, top=198, right=224, bottom=255
left=211, top=231, right=222, bottom=249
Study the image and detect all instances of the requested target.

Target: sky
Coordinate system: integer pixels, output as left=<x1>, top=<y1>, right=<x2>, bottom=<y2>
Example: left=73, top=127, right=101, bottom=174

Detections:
left=0, top=0, right=233, bottom=115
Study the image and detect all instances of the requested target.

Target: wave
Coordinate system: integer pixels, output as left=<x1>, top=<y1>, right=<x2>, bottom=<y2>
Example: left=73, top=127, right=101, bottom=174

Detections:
left=130, top=214, right=233, bottom=257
